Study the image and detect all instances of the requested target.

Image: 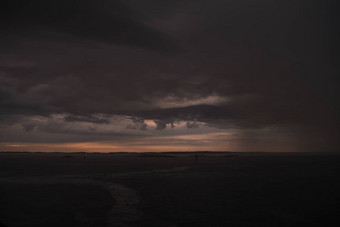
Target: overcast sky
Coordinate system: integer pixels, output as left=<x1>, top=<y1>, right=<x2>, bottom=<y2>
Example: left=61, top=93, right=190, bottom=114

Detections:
left=0, top=0, right=339, bottom=152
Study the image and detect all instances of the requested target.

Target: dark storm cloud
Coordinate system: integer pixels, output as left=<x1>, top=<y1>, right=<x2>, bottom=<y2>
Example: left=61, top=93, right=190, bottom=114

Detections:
left=64, top=115, right=109, bottom=124
left=0, top=0, right=339, bottom=150
left=154, top=120, right=175, bottom=130
left=126, top=117, right=147, bottom=130
left=0, top=114, right=149, bottom=144
left=186, top=122, right=199, bottom=129
left=0, top=0, right=178, bottom=51
left=22, top=123, right=35, bottom=132
left=154, top=120, right=167, bottom=130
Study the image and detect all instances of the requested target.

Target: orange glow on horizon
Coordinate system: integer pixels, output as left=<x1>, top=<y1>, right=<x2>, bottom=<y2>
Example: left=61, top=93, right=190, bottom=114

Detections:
left=0, top=130, right=304, bottom=153
left=0, top=140, right=234, bottom=153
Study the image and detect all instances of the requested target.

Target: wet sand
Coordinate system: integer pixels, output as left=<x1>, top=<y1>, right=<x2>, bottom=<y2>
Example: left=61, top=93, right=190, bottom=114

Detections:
left=0, top=152, right=339, bottom=226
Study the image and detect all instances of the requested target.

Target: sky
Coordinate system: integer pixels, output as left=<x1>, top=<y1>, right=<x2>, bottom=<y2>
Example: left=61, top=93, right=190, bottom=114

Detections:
left=0, top=0, right=339, bottom=152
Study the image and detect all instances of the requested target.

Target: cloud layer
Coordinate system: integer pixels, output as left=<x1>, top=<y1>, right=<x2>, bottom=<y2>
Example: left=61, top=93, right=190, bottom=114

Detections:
left=0, top=0, right=339, bottom=152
